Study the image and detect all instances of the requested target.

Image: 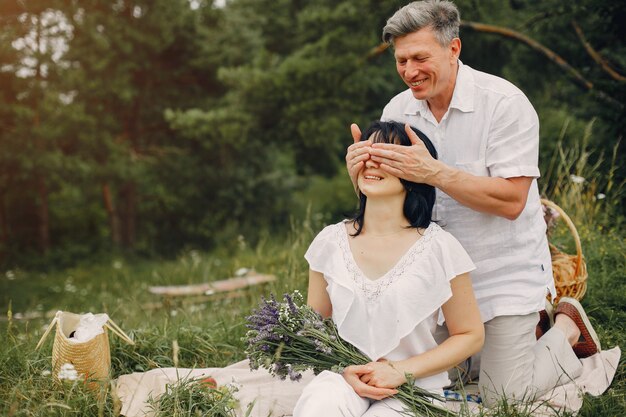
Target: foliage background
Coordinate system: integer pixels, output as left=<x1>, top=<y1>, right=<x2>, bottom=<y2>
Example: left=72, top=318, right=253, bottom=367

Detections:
left=0, top=0, right=623, bottom=267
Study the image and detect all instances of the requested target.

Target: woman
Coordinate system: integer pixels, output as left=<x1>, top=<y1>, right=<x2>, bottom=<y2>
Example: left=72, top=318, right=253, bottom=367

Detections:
left=293, top=121, right=484, bottom=417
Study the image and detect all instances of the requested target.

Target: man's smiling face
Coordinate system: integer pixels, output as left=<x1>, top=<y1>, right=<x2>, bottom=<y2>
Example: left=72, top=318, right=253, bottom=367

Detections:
left=394, top=27, right=460, bottom=104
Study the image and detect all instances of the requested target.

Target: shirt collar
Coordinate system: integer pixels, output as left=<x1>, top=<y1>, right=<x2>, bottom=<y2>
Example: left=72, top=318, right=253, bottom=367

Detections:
left=449, top=61, right=474, bottom=113
left=403, top=60, right=475, bottom=116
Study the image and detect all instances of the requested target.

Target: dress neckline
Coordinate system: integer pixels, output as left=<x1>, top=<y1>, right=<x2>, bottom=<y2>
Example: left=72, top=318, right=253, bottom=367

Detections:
left=340, top=222, right=437, bottom=282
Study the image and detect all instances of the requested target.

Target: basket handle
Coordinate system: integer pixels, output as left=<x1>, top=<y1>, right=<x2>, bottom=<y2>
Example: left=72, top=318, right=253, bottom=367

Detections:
left=35, top=313, right=135, bottom=349
left=540, top=199, right=583, bottom=276
left=35, top=312, right=60, bottom=350
left=105, top=319, right=135, bottom=346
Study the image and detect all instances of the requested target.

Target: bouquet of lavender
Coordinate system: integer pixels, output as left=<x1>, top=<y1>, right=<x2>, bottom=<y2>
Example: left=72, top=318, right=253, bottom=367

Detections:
left=244, top=291, right=456, bottom=417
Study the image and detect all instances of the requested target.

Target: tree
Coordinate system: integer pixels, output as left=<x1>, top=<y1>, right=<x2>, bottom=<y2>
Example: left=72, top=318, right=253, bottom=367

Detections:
left=1, top=0, right=623, bottom=265
left=60, top=0, right=223, bottom=250
left=0, top=1, right=73, bottom=256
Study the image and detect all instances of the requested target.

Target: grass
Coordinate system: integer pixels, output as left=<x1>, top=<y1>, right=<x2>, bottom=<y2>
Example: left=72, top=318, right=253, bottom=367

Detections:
left=0, top=132, right=624, bottom=416
left=147, top=376, right=244, bottom=417
left=0, top=223, right=316, bottom=417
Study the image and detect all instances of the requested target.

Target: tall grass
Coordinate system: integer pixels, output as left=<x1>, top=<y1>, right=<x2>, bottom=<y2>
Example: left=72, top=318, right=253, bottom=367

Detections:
left=0, top=129, right=624, bottom=416
left=541, top=119, right=625, bottom=230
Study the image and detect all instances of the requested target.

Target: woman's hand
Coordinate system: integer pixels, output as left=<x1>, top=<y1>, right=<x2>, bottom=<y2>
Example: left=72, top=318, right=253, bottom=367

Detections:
left=342, top=364, right=398, bottom=400
left=358, top=360, right=407, bottom=389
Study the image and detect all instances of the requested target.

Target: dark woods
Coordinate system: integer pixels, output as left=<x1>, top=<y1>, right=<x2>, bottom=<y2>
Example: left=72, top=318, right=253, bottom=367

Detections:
left=0, top=0, right=623, bottom=267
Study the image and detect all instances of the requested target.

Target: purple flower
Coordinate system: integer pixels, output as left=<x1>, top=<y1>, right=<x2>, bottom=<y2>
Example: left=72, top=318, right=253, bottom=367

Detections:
left=287, top=365, right=303, bottom=382
left=313, top=339, right=332, bottom=355
left=244, top=291, right=452, bottom=417
left=272, top=362, right=288, bottom=380
left=246, top=295, right=281, bottom=332
left=284, top=293, right=299, bottom=315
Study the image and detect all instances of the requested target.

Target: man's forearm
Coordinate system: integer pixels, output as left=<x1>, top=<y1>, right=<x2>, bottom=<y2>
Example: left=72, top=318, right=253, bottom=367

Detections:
left=430, top=162, right=532, bottom=221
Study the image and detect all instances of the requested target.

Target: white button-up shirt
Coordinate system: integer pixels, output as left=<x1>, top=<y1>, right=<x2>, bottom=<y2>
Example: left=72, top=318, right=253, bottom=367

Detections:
left=381, top=61, right=555, bottom=323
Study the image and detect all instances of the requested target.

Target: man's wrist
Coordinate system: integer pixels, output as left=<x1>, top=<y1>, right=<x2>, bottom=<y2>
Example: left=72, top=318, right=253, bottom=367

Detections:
left=425, top=160, right=448, bottom=188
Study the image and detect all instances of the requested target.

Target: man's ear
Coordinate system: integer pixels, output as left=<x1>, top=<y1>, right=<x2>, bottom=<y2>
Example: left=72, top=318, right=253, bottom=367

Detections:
left=450, top=38, right=461, bottom=62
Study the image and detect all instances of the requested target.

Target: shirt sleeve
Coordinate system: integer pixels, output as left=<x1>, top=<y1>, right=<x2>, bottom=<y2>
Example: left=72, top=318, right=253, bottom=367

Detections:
left=304, top=224, right=336, bottom=274
left=486, top=94, right=541, bottom=179
left=432, top=230, right=476, bottom=282
left=435, top=230, right=476, bottom=325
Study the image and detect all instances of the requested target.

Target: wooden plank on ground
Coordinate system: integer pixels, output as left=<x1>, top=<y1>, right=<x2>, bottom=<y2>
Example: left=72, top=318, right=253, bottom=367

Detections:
left=148, top=273, right=276, bottom=297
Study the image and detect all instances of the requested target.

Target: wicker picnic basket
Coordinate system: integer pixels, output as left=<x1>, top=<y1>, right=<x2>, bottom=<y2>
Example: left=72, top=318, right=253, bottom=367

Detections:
left=541, top=199, right=588, bottom=304
left=36, top=311, right=134, bottom=390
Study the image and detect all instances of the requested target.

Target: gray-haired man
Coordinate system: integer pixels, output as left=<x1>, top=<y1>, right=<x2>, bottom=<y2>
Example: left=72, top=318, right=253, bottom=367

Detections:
left=345, top=0, right=600, bottom=407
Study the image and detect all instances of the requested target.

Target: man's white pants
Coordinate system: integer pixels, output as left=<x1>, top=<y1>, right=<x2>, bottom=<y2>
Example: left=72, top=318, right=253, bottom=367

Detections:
left=479, top=312, right=583, bottom=407
left=293, top=370, right=409, bottom=417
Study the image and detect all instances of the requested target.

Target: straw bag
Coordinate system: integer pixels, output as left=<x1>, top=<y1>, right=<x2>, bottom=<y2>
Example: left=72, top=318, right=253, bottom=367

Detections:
left=541, top=199, right=588, bottom=304
left=36, top=311, right=134, bottom=389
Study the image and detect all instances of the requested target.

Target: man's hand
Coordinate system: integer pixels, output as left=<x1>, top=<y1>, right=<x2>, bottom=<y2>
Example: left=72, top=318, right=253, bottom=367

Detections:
left=369, top=124, right=532, bottom=220
left=369, top=123, right=442, bottom=185
left=345, top=124, right=374, bottom=192
left=343, top=364, right=398, bottom=400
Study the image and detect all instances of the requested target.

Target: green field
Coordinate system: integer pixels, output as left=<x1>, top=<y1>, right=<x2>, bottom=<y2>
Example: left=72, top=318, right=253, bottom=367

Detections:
left=1, top=206, right=624, bottom=416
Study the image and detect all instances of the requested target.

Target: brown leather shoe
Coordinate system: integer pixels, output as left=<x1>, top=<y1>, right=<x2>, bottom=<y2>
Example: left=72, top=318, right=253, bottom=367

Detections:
left=555, top=297, right=601, bottom=358
left=535, top=300, right=555, bottom=340
left=536, top=311, right=550, bottom=339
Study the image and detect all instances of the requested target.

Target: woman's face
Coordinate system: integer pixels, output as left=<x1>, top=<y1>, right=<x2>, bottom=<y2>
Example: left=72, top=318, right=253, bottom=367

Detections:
left=357, top=157, right=406, bottom=199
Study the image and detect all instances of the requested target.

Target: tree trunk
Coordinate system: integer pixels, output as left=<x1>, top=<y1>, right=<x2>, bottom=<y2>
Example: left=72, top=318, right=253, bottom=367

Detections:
left=32, top=11, right=50, bottom=255
left=120, top=181, right=137, bottom=249
left=102, top=183, right=122, bottom=245
left=0, top=192, right=8, bottom=259
left=119, top=75, right=143, bottom=251
left=36, top=176, right=50, bottom=254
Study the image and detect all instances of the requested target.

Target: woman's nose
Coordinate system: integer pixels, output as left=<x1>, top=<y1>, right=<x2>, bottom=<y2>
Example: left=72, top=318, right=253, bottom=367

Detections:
left=365, top=159, right=379, bottom=168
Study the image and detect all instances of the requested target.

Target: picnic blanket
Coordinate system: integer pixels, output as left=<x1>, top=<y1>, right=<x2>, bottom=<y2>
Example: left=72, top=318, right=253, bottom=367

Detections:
left=116, top=346, right=620, bottom=417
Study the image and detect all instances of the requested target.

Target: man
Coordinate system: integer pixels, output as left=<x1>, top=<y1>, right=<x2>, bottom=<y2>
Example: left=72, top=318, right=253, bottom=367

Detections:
left=345, top=0, right=601, bottom=407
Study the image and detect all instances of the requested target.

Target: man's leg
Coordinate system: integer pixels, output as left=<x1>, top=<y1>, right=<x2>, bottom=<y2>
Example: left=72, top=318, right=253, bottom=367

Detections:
left=479, top=313, right=538, bottom=407
left=479, top=313, right=583, bottom=407
left=532, top=326, right=583, bottom=391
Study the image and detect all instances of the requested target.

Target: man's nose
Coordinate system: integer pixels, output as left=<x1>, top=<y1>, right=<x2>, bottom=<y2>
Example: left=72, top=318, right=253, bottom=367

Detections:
left=405, top=60, right=420, bottom=78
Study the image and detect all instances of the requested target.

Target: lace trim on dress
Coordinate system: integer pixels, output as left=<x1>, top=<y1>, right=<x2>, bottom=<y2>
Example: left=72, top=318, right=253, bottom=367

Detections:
left=336, top=222, right=441, bottom=301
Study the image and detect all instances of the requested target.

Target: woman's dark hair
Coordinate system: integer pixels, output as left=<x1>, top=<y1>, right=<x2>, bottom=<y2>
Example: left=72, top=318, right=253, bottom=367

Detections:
left=350, top=120, right=437, bottom=236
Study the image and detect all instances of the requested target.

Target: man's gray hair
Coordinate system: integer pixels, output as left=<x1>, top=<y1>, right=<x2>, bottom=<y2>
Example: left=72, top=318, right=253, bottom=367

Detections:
left=382, top=1, right=460, bottom=46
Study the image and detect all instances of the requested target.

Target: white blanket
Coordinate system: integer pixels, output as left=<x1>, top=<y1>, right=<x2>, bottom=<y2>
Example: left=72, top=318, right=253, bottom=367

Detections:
left=116, top=347, right=620, bottom=417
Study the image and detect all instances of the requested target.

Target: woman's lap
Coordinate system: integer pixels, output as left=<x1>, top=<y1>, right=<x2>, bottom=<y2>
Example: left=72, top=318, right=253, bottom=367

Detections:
left=293, top=370, right=407, bottom=417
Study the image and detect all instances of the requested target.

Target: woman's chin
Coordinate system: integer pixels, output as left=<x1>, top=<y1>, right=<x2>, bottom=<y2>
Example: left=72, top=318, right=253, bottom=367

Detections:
left=360, top=189, right=406, bottom=200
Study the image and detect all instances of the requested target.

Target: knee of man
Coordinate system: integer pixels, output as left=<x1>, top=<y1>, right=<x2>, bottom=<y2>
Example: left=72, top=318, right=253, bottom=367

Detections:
left=479, top=379, right=538, bottom=409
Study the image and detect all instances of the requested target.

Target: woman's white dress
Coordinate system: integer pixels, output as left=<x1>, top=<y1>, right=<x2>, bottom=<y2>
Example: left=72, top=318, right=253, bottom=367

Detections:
left=294, top=221, right=475, bottom=416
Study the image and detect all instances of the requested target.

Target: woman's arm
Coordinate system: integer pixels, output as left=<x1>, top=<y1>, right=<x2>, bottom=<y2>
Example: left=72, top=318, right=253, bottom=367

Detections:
left=307, top=269, right=332, bottom=319
left=361, top=272, right=484, bottom=389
